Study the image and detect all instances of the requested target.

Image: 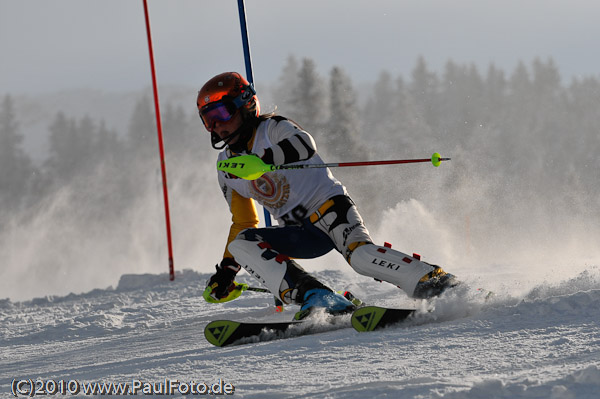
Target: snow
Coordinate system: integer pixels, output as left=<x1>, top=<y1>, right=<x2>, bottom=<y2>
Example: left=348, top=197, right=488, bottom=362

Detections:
left=2, top=268, right=599, bottom=398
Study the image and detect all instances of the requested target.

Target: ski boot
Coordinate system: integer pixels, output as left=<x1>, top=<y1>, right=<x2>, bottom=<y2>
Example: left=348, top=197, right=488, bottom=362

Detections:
left=338, top=290, right=363, bottom=307
left=412, top=265, right=459, bottom=299
left=294, top=288, right=356, bottom=320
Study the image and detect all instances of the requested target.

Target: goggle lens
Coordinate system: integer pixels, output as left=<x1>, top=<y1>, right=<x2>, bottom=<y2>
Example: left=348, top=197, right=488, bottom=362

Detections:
left=200, top=101, right=235, bottom=128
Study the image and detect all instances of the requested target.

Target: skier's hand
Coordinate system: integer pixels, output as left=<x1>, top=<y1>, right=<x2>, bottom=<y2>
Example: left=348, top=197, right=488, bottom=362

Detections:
left=206, top=258, right=240, bottom=300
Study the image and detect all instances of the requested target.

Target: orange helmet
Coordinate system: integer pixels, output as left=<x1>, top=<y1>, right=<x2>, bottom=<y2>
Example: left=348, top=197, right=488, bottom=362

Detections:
left=197, top=72, right=260, bottom=131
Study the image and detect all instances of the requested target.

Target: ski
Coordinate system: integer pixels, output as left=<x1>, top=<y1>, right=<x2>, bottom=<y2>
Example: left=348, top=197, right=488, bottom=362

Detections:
left=204, top=290, right=365, bottom=347
left=205, top=286, right=491, bottom=344
left=351, top=305, right=416, bottom=332
left=204, top=319, right=305, bottom=347
left=204, top=313, right=353, bottom=347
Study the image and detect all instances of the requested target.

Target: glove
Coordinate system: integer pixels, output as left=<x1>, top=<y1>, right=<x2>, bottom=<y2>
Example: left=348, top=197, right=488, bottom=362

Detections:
left=206, top=258, right=241, bottom=300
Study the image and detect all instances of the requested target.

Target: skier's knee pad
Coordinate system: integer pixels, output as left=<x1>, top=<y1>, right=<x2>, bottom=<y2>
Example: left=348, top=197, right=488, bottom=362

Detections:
left=349, top=243, right=435, bottom=297
left=310, top=195, right=373, bottom=260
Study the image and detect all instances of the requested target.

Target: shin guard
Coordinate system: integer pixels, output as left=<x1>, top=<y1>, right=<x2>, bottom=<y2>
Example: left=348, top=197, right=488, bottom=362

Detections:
left=228, top=238, right=329, bottom=305
left=349, top=243, right=436, bottom=297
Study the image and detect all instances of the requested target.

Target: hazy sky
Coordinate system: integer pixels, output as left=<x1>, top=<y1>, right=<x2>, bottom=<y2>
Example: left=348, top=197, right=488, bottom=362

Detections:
left=1, top=0, right=600, bottom=95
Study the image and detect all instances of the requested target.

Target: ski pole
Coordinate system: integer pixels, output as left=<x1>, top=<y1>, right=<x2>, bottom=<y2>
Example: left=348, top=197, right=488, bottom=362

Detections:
left=203, top=283, right=283, bottom=310
left=243, top=286, right=270, bottom=293
left=203, top=283, right=267, bottom=303
left=242, top=285, right=284, bottom=311
left=218, top=153, right=451, bottom=180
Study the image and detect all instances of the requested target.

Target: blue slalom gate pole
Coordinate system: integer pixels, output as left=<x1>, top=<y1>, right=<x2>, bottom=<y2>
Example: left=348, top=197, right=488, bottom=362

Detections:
left=237, top=1, right=283, bottom=311
left=237, top=0, right=273, bottom=228
left=237, top=0, right=254, bottom=86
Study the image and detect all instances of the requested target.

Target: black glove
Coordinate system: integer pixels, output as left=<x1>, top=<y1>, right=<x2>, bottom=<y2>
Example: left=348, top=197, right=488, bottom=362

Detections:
left=207, top=258, right=240, bottom=300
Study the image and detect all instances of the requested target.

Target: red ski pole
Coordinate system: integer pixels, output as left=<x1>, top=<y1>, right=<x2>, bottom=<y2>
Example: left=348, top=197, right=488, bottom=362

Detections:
left=218, top=153, right=451, bottom=180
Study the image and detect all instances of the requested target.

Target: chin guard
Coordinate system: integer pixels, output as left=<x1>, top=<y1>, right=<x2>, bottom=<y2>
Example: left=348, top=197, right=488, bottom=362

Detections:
left=211, top=130, right=240, bottom=150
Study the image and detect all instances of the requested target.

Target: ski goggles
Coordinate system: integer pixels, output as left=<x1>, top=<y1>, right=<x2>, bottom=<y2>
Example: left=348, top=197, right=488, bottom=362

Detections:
left=199, top=101, right=238, bottom=129
left=199, top=85, right=256, bottom=129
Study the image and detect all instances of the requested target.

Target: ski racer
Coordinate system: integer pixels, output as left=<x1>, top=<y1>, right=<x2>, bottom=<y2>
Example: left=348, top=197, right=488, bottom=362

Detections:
left=199, top=72, right=456, bottom=318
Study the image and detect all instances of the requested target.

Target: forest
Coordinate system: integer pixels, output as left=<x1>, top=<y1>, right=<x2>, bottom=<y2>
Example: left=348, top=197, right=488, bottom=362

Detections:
left=1, top=55, right=599, bottom=297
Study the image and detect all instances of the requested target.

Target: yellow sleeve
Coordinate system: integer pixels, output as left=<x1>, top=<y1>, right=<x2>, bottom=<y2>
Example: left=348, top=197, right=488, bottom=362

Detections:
left=223, top=189, right=259, bottom=259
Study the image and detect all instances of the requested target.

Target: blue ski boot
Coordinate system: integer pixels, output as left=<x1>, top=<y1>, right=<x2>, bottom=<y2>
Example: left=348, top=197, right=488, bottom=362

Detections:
left=295, top=288, right=356, bottom=320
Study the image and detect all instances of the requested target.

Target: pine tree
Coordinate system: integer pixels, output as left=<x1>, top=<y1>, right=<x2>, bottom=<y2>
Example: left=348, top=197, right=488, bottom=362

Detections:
left=45, top=112, right=96, bottom=185
left=362, top=71, right=397, bottom=145
left=0, top=94, right=34, bottom=211
left=127, top=95, right=156, bottom=160
left=483, top=63, right=507, bottom=124
left=568, top=76, right=600, bottom=157
left=122, top=95, right=159, bottom=203
left=287, top=58, right=327, bottom=135
left=274, top=55, right=300, bottom=115
left=409, top=56, right=440, bottom=130
left=508, top=61, right=533, bottom=123
left=163, top=102, right=189, bottom=155
left=439, top=60, right=485, bottom=146
left=327, top=66, right=364, bottom=159
left=45, top=112, right=71, bottom=183
left=77, top=115, right=96, bottom=170
left=566, top=76, right=600, bottom=207
left=440, top=59, right=466, bottom=137
left=95, top=120, right=122, bottom=164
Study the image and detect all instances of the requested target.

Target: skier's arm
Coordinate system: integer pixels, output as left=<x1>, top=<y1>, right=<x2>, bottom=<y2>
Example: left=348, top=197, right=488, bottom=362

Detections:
left=257, top=117, right=317, bottom=165
left=218, top=173, right=260, bottom=259
left=224, top=190, right=259, bottom=259
left=206, top=176, right=258, bottom=301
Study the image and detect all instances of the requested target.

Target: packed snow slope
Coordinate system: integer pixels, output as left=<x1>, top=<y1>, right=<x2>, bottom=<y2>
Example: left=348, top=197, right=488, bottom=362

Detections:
left=2, top=267, right=599, bottom=399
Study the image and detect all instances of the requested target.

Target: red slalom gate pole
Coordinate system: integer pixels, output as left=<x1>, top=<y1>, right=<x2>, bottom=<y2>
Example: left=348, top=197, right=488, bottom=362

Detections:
left=142, top=0, right=175, bottom=281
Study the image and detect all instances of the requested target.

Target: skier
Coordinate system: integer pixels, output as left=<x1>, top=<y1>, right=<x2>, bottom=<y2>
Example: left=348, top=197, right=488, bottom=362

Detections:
left=199, top=72, right=456, bottom=318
